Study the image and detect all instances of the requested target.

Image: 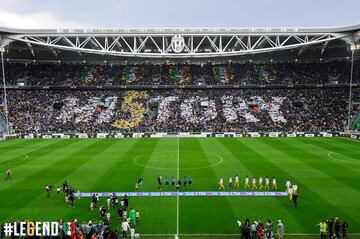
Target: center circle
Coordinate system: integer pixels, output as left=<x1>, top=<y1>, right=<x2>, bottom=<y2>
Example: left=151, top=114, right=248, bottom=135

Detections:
left=133, top=151, right=223, bottom=170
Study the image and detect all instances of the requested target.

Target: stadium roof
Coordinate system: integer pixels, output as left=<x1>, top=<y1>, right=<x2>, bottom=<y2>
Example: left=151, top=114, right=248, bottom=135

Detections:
left=0, top=25, right=360, bottom=63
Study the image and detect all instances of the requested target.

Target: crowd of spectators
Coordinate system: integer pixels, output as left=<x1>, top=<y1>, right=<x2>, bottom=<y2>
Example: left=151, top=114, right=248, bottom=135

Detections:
left=318, top=217, right=349, bottom=239
left=2, top=61, right=359, bottom=86
left=1, top=219, right=123, bottom=239
left=237, top=218, right=284, bottom=239
left=5, top=88, right=349, bottom=133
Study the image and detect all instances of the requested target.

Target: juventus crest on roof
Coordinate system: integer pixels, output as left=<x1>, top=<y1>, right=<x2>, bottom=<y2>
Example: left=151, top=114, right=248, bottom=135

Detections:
left=171, top=34, right=185, bottom=53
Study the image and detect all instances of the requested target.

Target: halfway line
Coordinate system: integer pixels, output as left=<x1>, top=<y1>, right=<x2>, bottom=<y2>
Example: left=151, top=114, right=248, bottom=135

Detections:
left=176, top=137, right=180, bottom=236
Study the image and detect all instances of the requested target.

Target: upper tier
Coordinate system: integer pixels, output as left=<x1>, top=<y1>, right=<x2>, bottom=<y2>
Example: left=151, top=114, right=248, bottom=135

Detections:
left=3, top=61, right=359, bottom=87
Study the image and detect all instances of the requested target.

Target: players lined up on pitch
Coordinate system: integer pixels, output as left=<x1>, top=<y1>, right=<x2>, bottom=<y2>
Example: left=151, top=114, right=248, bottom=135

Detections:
left=156, top=175, right=193, bottom=190
left=218, top=176, right=297, bottom=192
left=218, top=175, right=278, bottom=190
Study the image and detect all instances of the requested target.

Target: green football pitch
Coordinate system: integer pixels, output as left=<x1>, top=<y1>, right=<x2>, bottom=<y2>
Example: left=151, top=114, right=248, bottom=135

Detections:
left=0, top=137, right=359, bottom=238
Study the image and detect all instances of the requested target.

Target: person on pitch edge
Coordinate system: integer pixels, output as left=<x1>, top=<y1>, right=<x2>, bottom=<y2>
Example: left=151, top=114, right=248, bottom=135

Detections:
left=124, top=194, right=129, bottom=209
left=164, top=176, right=169, bottom=188
left=258, top=176, right=264, bottom=190
left=277, top=220, right=284, bottom=239
left=5, top=169, right=11, bottom=180
left=251, top=177, right=257, bottom=190
left=265, top=176, right=270, bottom=190
left=285, top=179, right=292, bottom=192
left=228, top=176, right=233, bottom=190
left=218, top=177, right=225, bottom=190
left=234, top=174, right=240, bottom=189
left=327, top=218, right=334, bottom=238
left=135, top=177, right=144, bottom=190
left=171, top=176, right=176, bottom=187
left=176, top=179, right=181, bottom=191
left=292, top=190, right=298, bottom=208
left=244, top=175, right=250, bottom=190
left=334, top=217, right=341, bottom=239
left=272, top=176, right=277, bottom=189
left=45, top=184, right=52, bottom=198
left=157, top=176, right=162, bottom=190
left=183, top=176, right=188, bottom=189
left=187, top=176, right=192, bottom=189
left=342, top=219, right=349, bottom=239
left=317, top=219, right=328, bottom=239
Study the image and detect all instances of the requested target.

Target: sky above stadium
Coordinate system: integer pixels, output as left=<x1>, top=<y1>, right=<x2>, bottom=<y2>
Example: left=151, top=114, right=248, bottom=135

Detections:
left=0, top=0, right=359, bottom=29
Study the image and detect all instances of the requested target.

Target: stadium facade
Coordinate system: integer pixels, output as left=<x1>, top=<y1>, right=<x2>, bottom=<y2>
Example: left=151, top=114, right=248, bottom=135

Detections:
left=0, top=25, right=359, bottom=136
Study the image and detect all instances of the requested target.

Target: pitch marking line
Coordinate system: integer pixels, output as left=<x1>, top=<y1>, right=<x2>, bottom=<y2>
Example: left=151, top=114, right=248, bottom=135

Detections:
left=327, top=151, right=360, bottom=166
left=0, top=154, right=29, bottom=163
left=176, top=137, right=180, bottom=236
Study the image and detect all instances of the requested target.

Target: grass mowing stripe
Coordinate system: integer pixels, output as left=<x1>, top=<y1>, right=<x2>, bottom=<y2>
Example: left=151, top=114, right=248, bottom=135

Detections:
left=336, top=137, right=360, bottom=147
left=89, top=138, right=160, bottom=191
left=0, top=139, right=46, bottom=154
left=136, top=138, right=176, bottom=234
left=339, top=137, right=360, bottom=144
left=241, top=138, right=360, bottom=232
left=293, top=138, right=360, bottom=172
left=303, top=138, right=360, bottom=160
left=256, top=138, right=360, bottom=231
left=67, top=139, right=140, bottom=191
left=0, top=139, right=118, bottom=222
left=0, top=139, right=63, bottom=160
left=218, top=138, right=309, bottom=232
left=336, top=137, right=360, bottom=148
left=59, top=139, right=142, bottom=226
left=0, top=139, right=86, bottom=220
left=179, top=138, right=237, bottom=234
left=277, top=138, right=360, bottom=194
left=327, top=152, right=360, bottom=166
left=0, top=139, right=81, bottom=191
left=0, top=139, right=74, bottom=169
left=1, top=138, right=358, bottom=235
left=73, top=139, right=165, bottom=233
left=3, top=139, right=121, bottom=221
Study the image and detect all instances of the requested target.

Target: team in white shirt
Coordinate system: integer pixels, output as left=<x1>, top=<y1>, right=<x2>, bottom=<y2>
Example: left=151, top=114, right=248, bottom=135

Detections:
left=217, top=175, right=297, bottom=193
left=285, top=179, right=298, bottom=200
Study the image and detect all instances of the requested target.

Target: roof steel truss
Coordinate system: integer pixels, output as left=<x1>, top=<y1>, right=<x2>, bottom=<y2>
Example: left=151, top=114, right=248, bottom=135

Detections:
left=4, top=32, right=348, bottom=58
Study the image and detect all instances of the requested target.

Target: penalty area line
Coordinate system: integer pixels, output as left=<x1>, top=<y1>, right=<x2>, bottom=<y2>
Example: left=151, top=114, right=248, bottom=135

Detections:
left=327, top=151, right=360, bottom=165
left=0, top=154, right=29, bottom=163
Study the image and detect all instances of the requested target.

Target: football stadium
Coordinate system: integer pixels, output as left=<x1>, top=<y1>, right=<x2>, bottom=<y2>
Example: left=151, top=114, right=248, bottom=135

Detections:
left=0, top=10, right=360, bottom=239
